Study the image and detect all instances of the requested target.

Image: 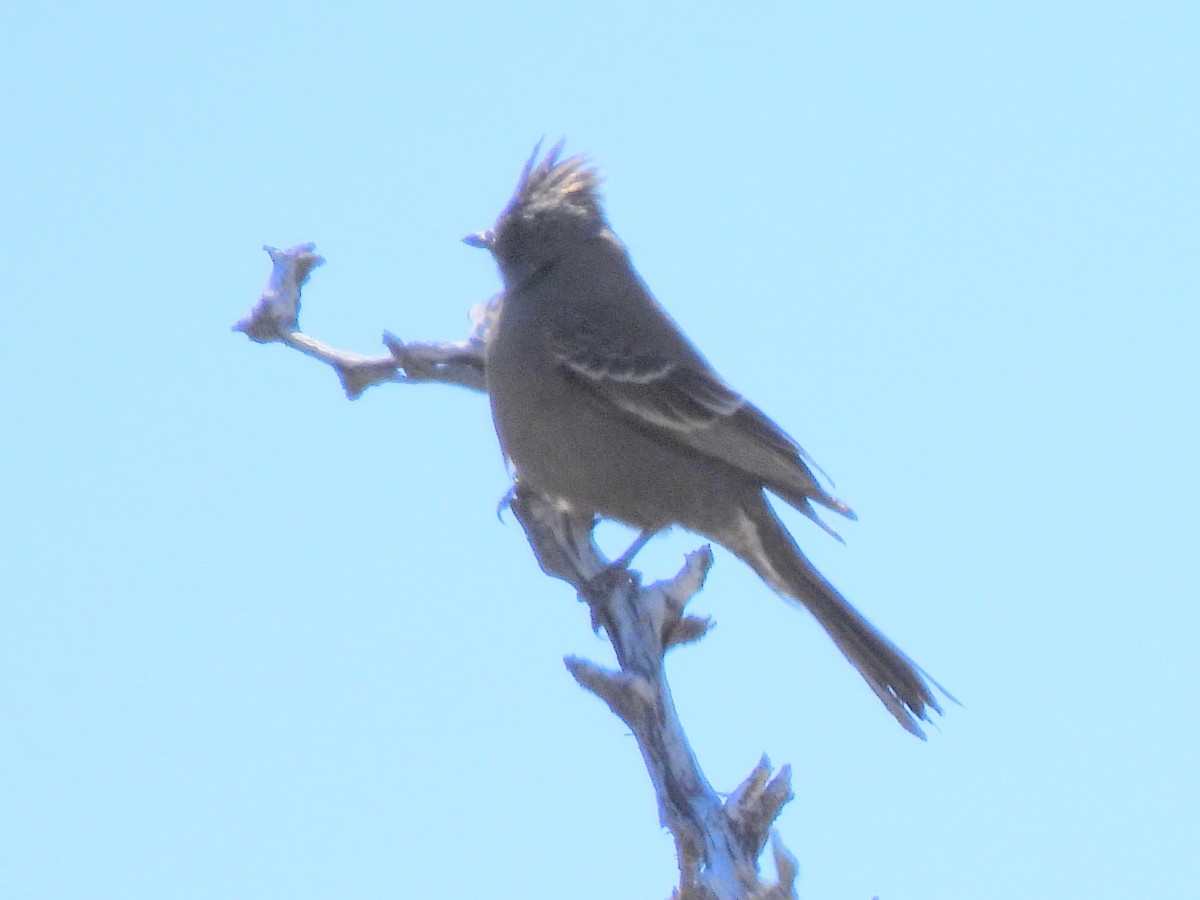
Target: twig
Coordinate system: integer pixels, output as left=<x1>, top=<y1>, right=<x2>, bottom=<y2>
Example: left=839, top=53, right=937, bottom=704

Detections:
left=234, top=244, right=797, bottom=899
left=233, top=243, right=495, bottom=397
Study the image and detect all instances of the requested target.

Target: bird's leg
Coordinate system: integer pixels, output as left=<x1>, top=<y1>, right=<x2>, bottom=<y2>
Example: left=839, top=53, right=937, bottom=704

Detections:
left=611, top=529, right=658, bottom=571
left=580, top=529, right=660, bottom=606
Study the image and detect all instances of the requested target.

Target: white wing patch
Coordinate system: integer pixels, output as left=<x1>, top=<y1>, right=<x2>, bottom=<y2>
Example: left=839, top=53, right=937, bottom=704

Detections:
left=555, top=349, right=748, bottom=434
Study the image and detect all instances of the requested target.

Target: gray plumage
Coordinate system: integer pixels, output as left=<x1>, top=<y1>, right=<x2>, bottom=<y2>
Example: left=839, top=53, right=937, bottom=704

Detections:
left=467, top=142, right=943, bottom=737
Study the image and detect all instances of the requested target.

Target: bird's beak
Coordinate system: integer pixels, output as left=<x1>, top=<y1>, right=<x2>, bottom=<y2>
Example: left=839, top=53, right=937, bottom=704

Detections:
left=462, top=230, right=494, bottom=250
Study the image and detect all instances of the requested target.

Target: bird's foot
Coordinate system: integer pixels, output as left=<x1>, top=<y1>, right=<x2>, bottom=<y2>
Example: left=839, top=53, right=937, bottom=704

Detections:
left=495, top=486, right=517, bottom=521
left=578, top=528, right=656, bottom=606
left=580, top=561, right=641, bottom=610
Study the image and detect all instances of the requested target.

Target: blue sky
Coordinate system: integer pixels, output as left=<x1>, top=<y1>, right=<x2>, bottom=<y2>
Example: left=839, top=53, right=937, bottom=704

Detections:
left=2, top=3, right=1197, bottom=898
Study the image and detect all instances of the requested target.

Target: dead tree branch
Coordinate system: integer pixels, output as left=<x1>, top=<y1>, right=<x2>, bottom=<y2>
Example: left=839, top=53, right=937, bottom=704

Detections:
left=234, top=244, right=797, bottom=899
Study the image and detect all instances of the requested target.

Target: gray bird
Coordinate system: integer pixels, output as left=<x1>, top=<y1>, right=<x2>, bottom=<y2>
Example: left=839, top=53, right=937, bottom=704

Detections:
left=465, top=143, right=943, bottom=737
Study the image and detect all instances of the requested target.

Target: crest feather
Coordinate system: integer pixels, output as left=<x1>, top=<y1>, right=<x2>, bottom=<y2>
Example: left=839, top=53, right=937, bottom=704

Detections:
left=504, top=139, right=604, bottom=228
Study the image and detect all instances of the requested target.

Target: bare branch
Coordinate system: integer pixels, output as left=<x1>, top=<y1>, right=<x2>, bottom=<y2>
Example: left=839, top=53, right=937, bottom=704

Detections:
left=236, top=245, right=797, bottom=899
left=233, top=244, right=494, bottom=398
left=510, top=490, right=796, bottom=900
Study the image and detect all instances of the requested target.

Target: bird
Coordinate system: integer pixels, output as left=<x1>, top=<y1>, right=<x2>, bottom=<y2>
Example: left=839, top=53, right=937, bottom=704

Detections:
left=464, top=142, right=944, bottom=737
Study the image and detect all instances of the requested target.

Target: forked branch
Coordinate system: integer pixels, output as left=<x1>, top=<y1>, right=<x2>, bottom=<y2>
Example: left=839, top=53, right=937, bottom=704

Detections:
left=234, top=244, right=797, bottom=899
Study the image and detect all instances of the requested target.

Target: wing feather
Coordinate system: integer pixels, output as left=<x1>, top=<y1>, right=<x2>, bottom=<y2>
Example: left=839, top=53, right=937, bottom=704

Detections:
left=545, top=298, right=854, bottom=529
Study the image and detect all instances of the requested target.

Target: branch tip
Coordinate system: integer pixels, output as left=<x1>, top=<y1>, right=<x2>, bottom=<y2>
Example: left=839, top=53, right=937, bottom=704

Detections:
left=664, top=614, right=713, bottom=650
left=564, top=656, right=649, bottom=723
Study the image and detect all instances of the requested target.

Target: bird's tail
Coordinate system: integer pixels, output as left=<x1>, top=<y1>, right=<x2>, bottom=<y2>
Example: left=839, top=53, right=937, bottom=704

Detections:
left=718, top=492, right=945, bottom=737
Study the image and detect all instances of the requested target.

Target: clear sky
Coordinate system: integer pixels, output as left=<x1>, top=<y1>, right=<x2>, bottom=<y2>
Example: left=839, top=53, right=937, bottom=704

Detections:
left=2, top=3, right=1197, bottom=898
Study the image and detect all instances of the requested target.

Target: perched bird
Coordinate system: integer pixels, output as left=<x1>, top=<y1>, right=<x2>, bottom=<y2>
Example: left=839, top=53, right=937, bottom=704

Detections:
left=465, top=143, right=943, bottom=737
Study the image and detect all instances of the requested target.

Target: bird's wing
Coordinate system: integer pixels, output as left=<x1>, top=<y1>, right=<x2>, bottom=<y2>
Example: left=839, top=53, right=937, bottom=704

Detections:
left=552, top=326, right=743, bottom=431
left=547, top=312, right=854, bottom=527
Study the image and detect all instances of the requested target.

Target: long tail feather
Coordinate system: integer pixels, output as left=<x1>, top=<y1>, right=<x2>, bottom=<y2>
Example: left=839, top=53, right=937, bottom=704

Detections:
left=718, top=493, right=945, bottom=737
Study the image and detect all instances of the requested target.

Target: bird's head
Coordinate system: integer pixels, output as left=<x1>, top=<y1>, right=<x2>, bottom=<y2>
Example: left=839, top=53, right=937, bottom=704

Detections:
left=463, top=141, right=606, bottom=289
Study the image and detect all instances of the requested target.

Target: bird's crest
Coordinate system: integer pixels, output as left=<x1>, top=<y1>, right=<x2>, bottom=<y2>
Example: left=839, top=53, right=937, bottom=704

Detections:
left=502, top=139, right=605, bottom=232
